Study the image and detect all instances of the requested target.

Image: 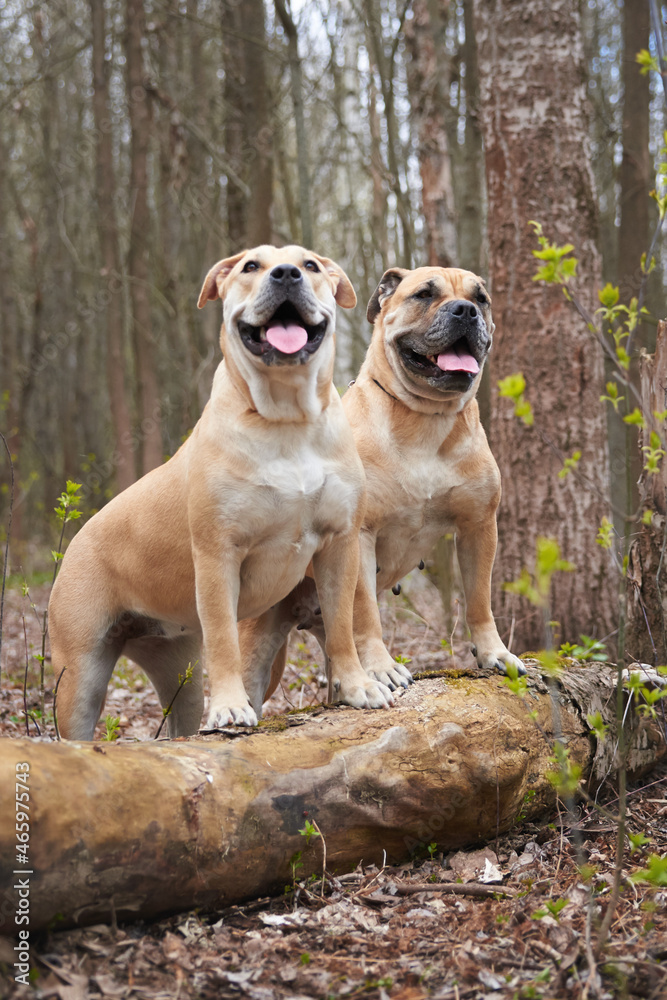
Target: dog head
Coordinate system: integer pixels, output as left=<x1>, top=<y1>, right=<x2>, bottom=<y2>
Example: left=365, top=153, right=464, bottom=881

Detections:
left=366, top=266, right=493, bottom=410
left=198, top=245, right=356, bottom=370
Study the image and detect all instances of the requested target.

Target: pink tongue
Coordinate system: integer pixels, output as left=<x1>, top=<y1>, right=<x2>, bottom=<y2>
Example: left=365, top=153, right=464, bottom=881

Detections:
left=266, top=323, right=308, bottom=354
left=436, top=349, right=480, bottom=374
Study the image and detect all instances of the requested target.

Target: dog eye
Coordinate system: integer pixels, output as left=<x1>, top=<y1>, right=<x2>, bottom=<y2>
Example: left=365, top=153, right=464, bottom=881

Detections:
left=304, top=260, right=320, bottom=272
left=242, top=261, right=259, bottom=273
left=476, top=290, right=489, bottom=305
left=414, top=288, right=432, bottom=300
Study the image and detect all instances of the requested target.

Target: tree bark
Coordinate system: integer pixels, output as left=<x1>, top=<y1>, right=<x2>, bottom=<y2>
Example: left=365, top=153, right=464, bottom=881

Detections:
left=472, top=0, right=616, bottom=653
left=618, top=0, right=651, bottom=310
left=222, top=0, right=273, bottom=247
left=404, top=0, right=458, bottom=268
left=126, top=0, right=163, bottom=475
left=458, top=0, right=484, bottom=277
left=362, top=0, right=413, bottom=267
left=627, top=320, right=667, bottom=665
left=274, top=0, right=312, bottom=247
left=1, top=664, right=663, bottom=934
left=90, top=0, right=136, bottom=493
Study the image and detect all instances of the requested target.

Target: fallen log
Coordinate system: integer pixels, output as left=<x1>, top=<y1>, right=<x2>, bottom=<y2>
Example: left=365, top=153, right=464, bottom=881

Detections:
left=0, top=663, right=664, bottom=934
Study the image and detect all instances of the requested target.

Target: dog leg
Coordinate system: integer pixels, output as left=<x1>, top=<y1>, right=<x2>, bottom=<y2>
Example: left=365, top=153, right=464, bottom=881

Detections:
left=456, top=516, right=526, bottom=676
left=123, top=636, right=204, bottom=737
left=238, top=601, right=295, bottom=714
left=352, top=532, right=413, bottom=690
left=312, top=534, right=394, bottom=710
left=192, top=545, right=260, bottom=728
left=53, top=639, right=121, bottom=741
left=242, top=577, right=326, bottom=708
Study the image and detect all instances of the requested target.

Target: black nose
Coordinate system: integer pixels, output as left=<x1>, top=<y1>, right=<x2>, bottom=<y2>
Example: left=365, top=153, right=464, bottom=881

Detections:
left=270, top=264, right=302, bottom=285
left=448, top=299, right=478, bottom=321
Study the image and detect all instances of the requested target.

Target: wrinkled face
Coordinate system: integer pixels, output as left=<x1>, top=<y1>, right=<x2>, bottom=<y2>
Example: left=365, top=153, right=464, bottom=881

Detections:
left=367, top=266, right=494, bottom=403
left=198, top=245, right=356, bottom=369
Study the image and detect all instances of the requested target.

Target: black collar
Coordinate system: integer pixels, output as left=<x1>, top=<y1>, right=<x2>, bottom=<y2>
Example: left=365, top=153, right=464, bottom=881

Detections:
left=372, top=378, right=401, bottom=402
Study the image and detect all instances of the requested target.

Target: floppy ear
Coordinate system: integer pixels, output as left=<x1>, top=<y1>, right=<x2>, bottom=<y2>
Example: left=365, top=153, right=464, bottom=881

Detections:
left=197, top=251, right=247, bottom=309
left=366, top=268, right=409, bottom=324
left=311, top=254, right=357, bottom=309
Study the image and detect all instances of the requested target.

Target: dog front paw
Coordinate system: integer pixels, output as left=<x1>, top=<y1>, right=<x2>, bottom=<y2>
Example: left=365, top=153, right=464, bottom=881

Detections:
left=475, top=647, right=526, bottom=677
left=205, top=699, right=258, bottom=728
left=334, top=676, right=395, bottom=710
left=366, top=658, right=413, bottom=691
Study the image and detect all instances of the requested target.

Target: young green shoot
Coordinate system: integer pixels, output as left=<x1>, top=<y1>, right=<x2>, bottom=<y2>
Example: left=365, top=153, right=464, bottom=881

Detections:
left=154, top=662, right=195, bottom=738
left=103, top=715, right=121, bottom=742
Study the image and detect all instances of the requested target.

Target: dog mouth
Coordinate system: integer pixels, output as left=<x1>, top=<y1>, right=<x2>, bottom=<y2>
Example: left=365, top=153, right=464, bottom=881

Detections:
left=237, top=302, right=328, bottom=363
left=398, top=336, right=481, bottom=381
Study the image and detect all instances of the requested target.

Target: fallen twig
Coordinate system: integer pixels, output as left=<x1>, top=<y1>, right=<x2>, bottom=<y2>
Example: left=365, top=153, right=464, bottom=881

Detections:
left=390, top=880, right=517, bottom=899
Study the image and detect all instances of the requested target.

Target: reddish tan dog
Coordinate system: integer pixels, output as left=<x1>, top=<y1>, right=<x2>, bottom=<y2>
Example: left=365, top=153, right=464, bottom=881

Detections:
left=239, top=265, right=525, bottom=702
left=50, top=246, right=395, bottom=740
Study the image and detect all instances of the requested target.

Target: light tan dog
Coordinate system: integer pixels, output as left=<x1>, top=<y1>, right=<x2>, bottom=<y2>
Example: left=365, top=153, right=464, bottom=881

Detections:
left=50, top=245, right=394, bottom=740
left=239, top=266, right=525, bottom=702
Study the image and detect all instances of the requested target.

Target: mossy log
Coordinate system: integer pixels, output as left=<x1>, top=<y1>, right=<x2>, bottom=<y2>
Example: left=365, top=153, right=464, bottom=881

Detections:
left=0, top=663, right=664, bottom=934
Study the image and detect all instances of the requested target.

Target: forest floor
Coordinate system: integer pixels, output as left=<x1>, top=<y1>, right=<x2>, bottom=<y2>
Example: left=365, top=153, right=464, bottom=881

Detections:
left=0, top=579, right=666, bottom=1000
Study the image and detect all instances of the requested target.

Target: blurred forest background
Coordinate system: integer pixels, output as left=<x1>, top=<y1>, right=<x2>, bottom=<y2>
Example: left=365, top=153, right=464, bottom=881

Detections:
left=1, top=0, right=666, bottom=652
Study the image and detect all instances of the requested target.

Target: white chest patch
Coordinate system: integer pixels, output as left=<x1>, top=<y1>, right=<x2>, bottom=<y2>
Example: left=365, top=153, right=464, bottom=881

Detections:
left=259, top=446, right=327, bottom=497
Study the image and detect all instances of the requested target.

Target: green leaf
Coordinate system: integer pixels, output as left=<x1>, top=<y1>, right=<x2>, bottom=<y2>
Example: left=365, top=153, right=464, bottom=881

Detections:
left=598, top=283, right=620, bottom=308
left=623, top=408, right=646, bottom=427
left=559, top=449, right=582, bottom=479
left=536, top=536, right=575, bottom=579
left=596, top=516, right=614, bottom=549
left=514, top=398, right=534, bottom=426
left=601, top=381, right=625, bottom=412
left=616, top=346, right=631, bottom=370
left=498, top=373, right=526, bottom=400
left=586, top=710, right=608, bottom=742
left=628, top=832, right=650, bottom=853
left=630, top=854, right=667, bottom=886
left=636, top=48, right=659, bottom=76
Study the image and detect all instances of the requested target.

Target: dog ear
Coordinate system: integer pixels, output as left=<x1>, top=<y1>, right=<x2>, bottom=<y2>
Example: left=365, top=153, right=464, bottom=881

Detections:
left=311, top=255, right=357, bottom=309
left=366, top=268, right=409, bottom=324
left=197, top=252, right=247, bottom=309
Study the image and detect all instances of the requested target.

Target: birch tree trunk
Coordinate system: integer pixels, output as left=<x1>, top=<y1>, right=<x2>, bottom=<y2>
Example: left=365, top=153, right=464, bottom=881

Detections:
left=0, top=665, right=663, bottom=935
left=472, top=0, right=616, bottom=653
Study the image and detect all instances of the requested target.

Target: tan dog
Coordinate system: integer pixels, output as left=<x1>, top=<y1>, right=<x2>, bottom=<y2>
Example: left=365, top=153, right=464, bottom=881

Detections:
left=50, top=245, right=394, bottom=740
left=239, top=266, right=525, bottom=703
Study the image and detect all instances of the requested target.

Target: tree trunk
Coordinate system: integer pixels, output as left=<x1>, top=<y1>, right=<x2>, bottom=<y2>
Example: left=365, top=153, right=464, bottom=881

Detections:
left=458, top=0, right=484, bottom=277
left=368, top=76, right=389, bottom=271
left=274, top=0, right=312, bottom=248
left=243, top=0, right=273, bottom=246
left=1, top=664, right=663, bottom=934
left=126, top=0, right=163, bottom=475
left=90, top=0, right=136, bottom=493
left=627, top=320, right=667, bottom=665
left=472, top=0, right=616, bottom=654
left=618, top=0, right=650, bottom=311
left=362, top=0, right=413, bottom=267
left=222, top=0, right=273, bottom=247
left=404, top=0, right=458, bottom=268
